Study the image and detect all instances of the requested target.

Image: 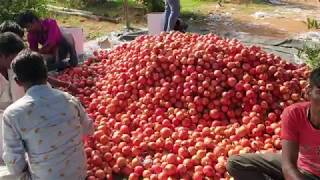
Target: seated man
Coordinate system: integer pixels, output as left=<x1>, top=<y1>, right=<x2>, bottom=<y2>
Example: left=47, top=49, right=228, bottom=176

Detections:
left=0, top=33, right=25, bottom=106
left=17, top=11, right=78, bottom=71
left=0, top=32, right=79, bottom=174
left=0, top=31, right=78, bottom=95
left=227, top=68, right=320, bottom=180
left=2, top=49, right=94, bottom=180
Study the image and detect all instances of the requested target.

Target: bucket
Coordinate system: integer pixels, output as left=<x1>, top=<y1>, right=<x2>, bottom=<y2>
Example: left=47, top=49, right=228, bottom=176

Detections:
left=147, top=13, right=165, bottom=35
left=61, top=27, right=84, bottom=56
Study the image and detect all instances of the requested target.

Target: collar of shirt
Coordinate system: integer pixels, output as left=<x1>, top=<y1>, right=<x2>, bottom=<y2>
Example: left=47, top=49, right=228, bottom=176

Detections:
left=25, top=84, right=51, bottom=97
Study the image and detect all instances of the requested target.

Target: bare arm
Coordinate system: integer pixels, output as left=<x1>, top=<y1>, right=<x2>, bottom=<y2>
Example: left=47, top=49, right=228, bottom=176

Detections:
left=48, top=76, right=68, bottom=87
left=48, top=76, right=78, bottom=94
left=39, top=44, right=56, bottom=54
left=282, top=140, right=304, bottom=180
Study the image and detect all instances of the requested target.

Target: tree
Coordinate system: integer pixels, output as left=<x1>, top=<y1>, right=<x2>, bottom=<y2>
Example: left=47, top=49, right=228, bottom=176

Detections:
left=135, top=0, right=165, bottom=12
left=0, top=0, right=48, bottom=23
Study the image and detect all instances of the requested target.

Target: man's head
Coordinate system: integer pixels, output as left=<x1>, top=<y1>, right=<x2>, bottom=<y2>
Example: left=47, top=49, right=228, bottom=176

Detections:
left=0, top=32, right=25, bottom=69
left=17, top=11, right=41, bottom=33
left=309, top=68, right=320, bottom=101
left=0, top=21, right=24, bottom=38
left=11, top=49, right=48, bottom=89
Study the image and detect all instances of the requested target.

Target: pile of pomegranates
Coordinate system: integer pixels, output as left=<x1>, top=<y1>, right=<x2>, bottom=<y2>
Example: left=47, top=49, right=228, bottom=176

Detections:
left=57, top=32, right=309, bottom=180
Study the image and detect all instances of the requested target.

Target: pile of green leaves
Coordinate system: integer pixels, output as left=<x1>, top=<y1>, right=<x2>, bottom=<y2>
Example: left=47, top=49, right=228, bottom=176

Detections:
left=307, top=18, right=320, bottom=30
left=298, top=42, right=320, bottom=69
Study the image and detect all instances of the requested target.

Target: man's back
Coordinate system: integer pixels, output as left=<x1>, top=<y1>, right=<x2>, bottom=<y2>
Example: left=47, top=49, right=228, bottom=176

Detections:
left=2, top=85, right=93, bottom=180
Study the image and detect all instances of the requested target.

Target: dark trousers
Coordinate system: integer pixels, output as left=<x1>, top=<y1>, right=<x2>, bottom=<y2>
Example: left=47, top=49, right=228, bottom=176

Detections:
left=57, top=33, right=78, bottom=68
left=227, top=153, right=320, bottom=180
left=164, top=0, right=180, bottom=32
left=46, top=33, right=78, bottom=71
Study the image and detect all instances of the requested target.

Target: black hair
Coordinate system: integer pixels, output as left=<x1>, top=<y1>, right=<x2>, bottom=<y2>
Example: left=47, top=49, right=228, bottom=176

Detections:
left=16, top=11, right=39, bottom=29
left=11, top=49, right=48, bottom=84
left=310, top=68, right=320, bottom=88
left=0, top=21, right=24, bottom=38
left=0, top=32, right=25, bottom=56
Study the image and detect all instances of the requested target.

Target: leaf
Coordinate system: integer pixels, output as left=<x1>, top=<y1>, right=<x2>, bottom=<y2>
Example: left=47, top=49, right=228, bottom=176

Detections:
left=306, top=17, right=320, bottom=30
left=298, top=42, right=320, bottom=69
left=0, top=0, right=49, bottom=23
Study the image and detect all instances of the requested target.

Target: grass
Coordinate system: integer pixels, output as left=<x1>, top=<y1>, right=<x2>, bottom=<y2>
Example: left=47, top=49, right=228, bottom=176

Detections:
left=53, top=14, right=122, bottom=39
left=179, top=0, right=276, bottom=21
left=181, top=0, right=211, bottom=12
left=50, top=0, right=143, bottom=17
left=298, top=42, right=320, bottom=69
left=180, top=0, right=212, bottom=20
left=49, top=0, right=145, bottom=40
left=50, top=0, right=215, bottom=21
left=48, top=0, right=278, bottom=40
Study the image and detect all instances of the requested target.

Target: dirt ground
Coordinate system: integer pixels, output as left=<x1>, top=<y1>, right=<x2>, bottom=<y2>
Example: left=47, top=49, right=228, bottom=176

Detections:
left=187, top=0, right=320, bottom=39
left=55, top=15, right=122, bottom=40
left=55, top=0, right=320, bottom=41
left=54, top=7, right=145, bottom=40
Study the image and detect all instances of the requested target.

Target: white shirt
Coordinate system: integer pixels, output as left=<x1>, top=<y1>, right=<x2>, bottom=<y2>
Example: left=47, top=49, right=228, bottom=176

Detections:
left=0, top=70, right=51, bottom=162
left=0, top=69, right=25, bottom=111
left=0, top=70, right=25, bottom=159
left=2, top=85, right=93, bottom=180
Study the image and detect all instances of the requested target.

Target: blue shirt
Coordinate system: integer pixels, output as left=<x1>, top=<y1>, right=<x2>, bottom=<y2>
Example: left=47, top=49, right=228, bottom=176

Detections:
left=2, top=85, right=94, bottom=180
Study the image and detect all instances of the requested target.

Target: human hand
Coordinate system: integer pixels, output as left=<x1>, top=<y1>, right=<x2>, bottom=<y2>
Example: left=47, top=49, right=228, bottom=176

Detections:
left=67, top=84, right=79, bottom=95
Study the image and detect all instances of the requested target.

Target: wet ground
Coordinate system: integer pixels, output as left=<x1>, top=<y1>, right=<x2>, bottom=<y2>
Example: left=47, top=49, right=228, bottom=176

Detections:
left=62, top=0, right=320, bottom=64
left=187, top=0, right=320, bottom=39
left=179, top=0, right=320, bottom=62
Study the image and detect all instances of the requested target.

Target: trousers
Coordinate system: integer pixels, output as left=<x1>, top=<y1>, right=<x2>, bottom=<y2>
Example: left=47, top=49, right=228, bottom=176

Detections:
left=227, top=153, right=320, bottom=180
left=164, top=0, right=180, bottom=32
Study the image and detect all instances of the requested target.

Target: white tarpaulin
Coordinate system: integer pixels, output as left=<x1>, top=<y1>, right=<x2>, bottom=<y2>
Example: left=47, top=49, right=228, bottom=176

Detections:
left=295, top=31, right=320, bottom=43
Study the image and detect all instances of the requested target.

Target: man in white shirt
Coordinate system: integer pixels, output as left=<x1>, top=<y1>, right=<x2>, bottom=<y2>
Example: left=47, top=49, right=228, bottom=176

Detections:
left=0, top=33, right=33, bottom=179
left=0, top=22, right=79, bottom=92
left=0, top=32, right=81, bottom=179
left=0, top=33, right=26, bottom=154
left=0, top=31, right=81, bottom=147
left=2, top=49, right=93, bottom=179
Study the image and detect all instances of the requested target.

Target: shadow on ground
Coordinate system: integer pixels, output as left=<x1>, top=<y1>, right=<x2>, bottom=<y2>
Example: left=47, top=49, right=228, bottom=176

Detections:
left=283, top=1, right=320, bottom=9
left=183, top=12, right=289, bottom=38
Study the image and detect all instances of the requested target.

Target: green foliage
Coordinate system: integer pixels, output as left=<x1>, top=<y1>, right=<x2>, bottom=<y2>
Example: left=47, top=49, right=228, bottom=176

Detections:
left=56, top=0, right=88, bottom=8
left=307, top=18, right=320, bottom=29
left=0, top=0, right=48, bottom=23
left=135, top=0, right=164, bottom=12
left=298, top=42, right=320, bottom=70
